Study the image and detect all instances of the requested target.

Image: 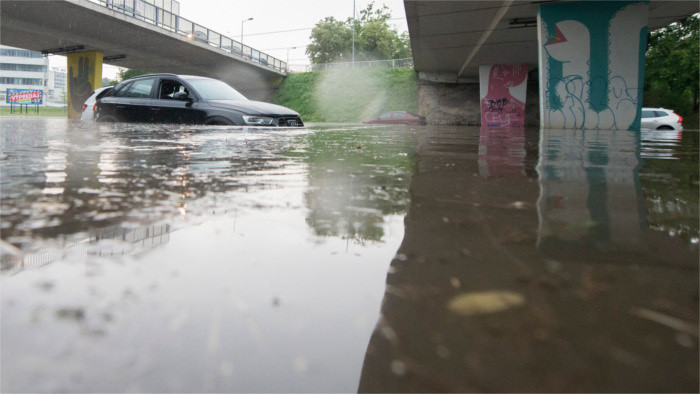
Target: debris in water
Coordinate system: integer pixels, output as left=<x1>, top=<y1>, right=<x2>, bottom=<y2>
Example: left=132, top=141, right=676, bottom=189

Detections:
left=293, top=356, right=309, bottom=373
left=629, top=307, right=699, bottom=337
left=447, top=291, right=525, bottom=316
left=436, top=345, right=450, bottom=359
left=55, top=308, right=85, bottom=321
left=390, top=359, right=407, bottom=376
left=676, top=333, right=695, bottom=348
left=509, top=201, right=527, bottom=210
left=394, top=253, right=408, bottom=262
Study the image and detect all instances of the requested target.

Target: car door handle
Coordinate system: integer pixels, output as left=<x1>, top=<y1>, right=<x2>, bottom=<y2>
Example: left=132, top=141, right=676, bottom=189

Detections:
left=150, top=107, right=161, bottom=112
left=116, top=105, right=126, bottom=110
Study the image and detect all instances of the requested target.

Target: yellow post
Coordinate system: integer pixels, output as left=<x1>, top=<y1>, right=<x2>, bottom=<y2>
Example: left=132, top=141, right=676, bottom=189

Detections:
left=66, top=51, right=103, bottom=119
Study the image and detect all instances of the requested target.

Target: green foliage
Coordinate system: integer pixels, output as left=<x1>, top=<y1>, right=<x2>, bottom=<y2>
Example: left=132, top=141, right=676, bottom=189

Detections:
left=117, top=68, right=149, bottom=82
left=274, top=68, right=418, bottom=123
left=306, top=1, right=412, bottom=64
left=644, top=14, right=699, bottom=128
left=102, top=77, right=118, bottom=87
left=306, top=17, right=354, bottom=64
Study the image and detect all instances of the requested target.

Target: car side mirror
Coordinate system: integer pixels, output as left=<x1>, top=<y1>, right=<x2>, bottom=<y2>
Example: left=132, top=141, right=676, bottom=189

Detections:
left=174, top=92, right=191, bottom=101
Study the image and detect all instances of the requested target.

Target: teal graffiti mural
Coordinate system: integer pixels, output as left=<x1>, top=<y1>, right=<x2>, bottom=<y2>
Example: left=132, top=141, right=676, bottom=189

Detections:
left=538, top=1, right=649, bottom=130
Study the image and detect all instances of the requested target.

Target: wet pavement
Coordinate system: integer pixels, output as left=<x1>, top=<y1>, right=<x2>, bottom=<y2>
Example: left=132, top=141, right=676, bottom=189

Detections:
left=1, top=118, right=698, bottom=392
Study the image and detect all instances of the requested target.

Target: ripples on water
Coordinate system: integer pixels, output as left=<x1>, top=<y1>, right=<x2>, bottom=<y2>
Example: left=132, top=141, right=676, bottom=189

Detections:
left=1, top=118, right=697, bottom=392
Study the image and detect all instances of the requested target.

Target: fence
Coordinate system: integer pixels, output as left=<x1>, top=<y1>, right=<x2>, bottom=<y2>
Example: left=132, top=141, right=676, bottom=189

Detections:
left=289, top=58, right=414, bottom=73
left=89, top=0, right=287, bottom=72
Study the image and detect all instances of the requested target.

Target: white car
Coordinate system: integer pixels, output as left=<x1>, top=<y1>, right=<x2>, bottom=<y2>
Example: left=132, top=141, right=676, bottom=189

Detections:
left=641, top=107, right=683, bottom=131
left=80, top=86, right=113, bottom=121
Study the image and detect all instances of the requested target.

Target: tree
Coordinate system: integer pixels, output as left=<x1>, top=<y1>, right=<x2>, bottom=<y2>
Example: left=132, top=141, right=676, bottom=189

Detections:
left=117, top=68, right=149, bottom=82
left=306, top=1, right=412, bottom=64
left=306, top=17, right=353, bottom=64
left=644, top=14, right=699, bottom=114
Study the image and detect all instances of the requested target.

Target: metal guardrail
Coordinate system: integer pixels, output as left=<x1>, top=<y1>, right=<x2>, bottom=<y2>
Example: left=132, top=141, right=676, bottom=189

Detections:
left=291, top=58, right=414, bottom=73
left=88, top=0, right=288, bottom=73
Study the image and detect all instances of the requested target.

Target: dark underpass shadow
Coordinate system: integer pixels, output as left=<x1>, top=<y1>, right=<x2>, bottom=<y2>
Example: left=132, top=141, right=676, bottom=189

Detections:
left=357, top=127, right=698, bottom=393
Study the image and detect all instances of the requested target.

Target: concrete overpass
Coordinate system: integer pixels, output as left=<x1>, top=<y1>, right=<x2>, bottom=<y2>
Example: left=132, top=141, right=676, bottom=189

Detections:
left=405, top=0, right=699, bottom=129
left=0, top=0, right=287, bottom=107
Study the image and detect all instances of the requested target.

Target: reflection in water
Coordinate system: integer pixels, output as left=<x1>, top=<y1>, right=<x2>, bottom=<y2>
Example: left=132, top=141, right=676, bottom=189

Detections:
left=1, top=224, right=171, bottom=274
left=1, top=119, right=414, bottom=392
left=359, top=127, right=698, bottom=392
left=640, top=129, right=699, bottom=242
left=536, top=130, right=644, bottom=252
left=478, top=127, right=527, bottom=178
left=303, top=128, right=415, bottom=242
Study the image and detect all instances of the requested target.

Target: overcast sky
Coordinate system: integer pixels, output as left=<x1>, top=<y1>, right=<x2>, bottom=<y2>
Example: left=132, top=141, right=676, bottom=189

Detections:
left=49, top=0, right=409, bottom=79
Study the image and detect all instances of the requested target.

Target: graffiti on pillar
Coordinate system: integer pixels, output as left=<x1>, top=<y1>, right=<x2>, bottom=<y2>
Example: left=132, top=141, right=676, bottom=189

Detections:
left=479, top=64, right=528, bottom=128
left=67, top=52, right=103, bottom=119
left=538, top=1, right=649, bottom=130
left=68, top=57, right=93, bottom=112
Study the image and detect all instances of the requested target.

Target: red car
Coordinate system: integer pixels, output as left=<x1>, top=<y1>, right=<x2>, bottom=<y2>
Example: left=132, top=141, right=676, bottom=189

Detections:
left=363, top=111, right=426, bottom=125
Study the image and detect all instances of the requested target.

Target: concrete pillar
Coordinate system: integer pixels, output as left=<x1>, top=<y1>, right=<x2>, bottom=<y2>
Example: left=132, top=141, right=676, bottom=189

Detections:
left=66, top=51, right=103, bottom=119
left=537, top=1, right=649, bottom=131
left=479, top=64, right=528, bottom=128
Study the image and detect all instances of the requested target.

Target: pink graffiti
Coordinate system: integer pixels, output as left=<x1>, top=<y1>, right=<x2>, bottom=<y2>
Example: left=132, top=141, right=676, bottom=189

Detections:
left=481, top=64, right=528, bottom=128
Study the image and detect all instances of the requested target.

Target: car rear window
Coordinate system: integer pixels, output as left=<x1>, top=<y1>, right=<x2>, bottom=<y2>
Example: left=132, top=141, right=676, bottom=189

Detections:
left=95, top=87, right=113, bottom=99
left=654, top=111, right=670, bottom=117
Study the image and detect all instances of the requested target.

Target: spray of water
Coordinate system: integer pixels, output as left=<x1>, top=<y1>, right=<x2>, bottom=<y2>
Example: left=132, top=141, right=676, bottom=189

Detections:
left=314, top=68, right=389, bottom=122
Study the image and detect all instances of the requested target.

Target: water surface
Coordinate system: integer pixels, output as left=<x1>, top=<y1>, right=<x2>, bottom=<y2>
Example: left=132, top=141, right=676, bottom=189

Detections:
left=1, top=118, right=697, bottom=392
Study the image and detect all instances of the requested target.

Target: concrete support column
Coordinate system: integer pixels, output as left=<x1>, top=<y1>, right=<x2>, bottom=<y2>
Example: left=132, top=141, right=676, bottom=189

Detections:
left=479, top=64, right=529, bottom=128
left=66, top=51, right=103, bottom=119
left=537, top=1, right=649, bottom=131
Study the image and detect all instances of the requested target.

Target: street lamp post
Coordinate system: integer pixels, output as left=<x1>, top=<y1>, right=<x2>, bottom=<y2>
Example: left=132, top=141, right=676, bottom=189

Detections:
left=286, top=46, right=296, bottom=71
left=241, top=17, right=253, bottom=54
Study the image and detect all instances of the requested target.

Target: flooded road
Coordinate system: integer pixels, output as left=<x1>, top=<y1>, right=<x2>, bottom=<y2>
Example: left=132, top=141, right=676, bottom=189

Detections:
left=1, top=118, right=698, bottom=392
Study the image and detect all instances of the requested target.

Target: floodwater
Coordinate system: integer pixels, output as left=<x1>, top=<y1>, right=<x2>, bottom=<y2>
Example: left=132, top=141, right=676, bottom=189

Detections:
left=1, top=118, right=698, bottom=392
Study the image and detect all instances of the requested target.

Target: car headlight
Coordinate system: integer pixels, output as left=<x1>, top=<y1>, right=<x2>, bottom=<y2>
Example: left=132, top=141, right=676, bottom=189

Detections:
left=242, top=115, right=274, bottom=125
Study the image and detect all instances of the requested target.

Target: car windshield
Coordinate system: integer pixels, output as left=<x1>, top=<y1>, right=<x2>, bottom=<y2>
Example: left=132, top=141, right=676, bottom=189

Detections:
left=185, top=78, right=247, bottom=100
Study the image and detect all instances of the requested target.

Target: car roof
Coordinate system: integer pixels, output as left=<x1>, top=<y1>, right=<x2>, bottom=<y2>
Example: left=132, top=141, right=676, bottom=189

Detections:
left=124, top=73, right=213, bottom=81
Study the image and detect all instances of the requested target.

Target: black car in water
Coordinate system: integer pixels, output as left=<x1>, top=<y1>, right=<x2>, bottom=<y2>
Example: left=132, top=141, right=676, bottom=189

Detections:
left=96, top=73, right=303, bottom=126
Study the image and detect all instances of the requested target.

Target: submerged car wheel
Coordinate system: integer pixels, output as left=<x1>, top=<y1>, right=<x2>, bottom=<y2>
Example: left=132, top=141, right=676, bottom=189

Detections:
left=205, top=116, right=235, bottom=126
left=98, top=115, right=117, bottom=122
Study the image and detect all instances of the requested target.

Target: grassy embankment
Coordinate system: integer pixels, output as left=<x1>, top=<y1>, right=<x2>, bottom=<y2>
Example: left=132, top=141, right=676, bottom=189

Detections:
left=274, top=68, right=418, bottom=123
left=0, top=106, right=68, bottom=117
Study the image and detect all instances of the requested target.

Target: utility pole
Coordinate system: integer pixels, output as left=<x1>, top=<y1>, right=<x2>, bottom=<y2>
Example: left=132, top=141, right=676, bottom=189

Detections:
left=286, top=47, right=296, bottom=72
left=352, top=0, right=356, bottom=65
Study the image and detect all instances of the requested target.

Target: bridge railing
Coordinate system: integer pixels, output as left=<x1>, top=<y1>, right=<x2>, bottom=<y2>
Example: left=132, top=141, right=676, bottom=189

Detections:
left=290, top=58, right=415, bottom=73
left=89, top=0, right=287, bottom=73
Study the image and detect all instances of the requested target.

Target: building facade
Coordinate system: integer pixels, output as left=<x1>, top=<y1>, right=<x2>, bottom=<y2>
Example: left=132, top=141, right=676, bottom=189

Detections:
left=46, top=67, right=67, bottom=103
left=0, top=45, right=48, bottom=105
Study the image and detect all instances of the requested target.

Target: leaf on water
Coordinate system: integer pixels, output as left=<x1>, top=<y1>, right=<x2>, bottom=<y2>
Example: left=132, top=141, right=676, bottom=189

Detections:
left=447, top=291, right=525, bottom=316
